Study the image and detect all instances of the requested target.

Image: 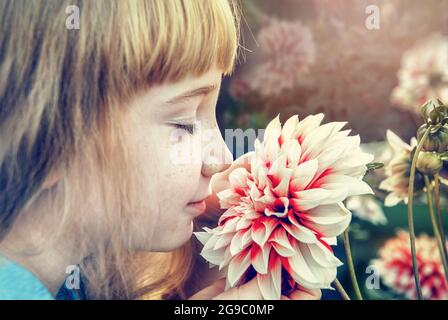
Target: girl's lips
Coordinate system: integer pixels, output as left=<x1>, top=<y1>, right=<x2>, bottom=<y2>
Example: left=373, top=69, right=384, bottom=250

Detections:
left=186, top=200, right=207, bottom=215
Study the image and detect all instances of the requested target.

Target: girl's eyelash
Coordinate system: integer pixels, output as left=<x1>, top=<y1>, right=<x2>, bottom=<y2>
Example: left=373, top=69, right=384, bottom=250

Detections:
left=173, top=122, right=197, bottom=135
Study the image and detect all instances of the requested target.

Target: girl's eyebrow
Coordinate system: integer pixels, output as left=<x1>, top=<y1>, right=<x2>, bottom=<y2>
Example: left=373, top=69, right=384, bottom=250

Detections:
left=165, top=83, right=219, bottom=105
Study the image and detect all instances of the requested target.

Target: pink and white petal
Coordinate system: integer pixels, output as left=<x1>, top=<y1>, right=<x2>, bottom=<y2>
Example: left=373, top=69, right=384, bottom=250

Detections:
left=305, top=242, right=343, bottom=268
left=218, top=208, right=240, bottom=226
left=230, top=230, right=246, bottom=256
left=272, top=168, right=293, bottom=197
left=304, top=203, right=352, bottom=237
left=281, top=115, right=299, bottom=140
left=319, top=174, right=374, bottom=197
left=254, top=138, right=265, bottom=159
left=322, top=236, right=337, bottom=246
left=314, top=144, right=350, bottom=172
left=221, top=216, right=240, bottom=234
left=201, top=246, right=227, bottom=266
left=257, top=254, right=282, bottom=300
left=268, top=153, right=287, bottom=176
left=281, top=220, right=317, bottom=244
left=269, top=228, right=296, bottom=257
left=250, top=243, right=271, bottom=274
left=279, top=139, right=301, bottom=168
left=332, top=152, right=374, bottom=176
left=256, top=167, right=270, bottom=190
left=287, top=248, right=321, bottom=288
left=291, top=188, right=348, bottom=211
left=301, top=122, right=347, bottom=158
left=263, top=218, right=280, bottom=235
left=298, top=243, right=338, bottom=288
left=217, top=189, right=242, bottom=209
left=202, top=233, right=220, bottom=252
left=219, top=246, right=233, bottom=271
left=241, top=228, right=253, bottom=249
left=291, top=159, right=318, bottom=191
left=194, top=230, right=212, bottom=245
left=265, top=134, right=281, bottom=163
left=228, top=249, right=252, bottom=287
left=213, top=232, right=236, bottom=250
left=254, top=189, right=276, bottom=213
left=290, top=189, right=331, bottom=211
left=229, top=167, right=250, bottom=189
left=251, top=221, right=269, bottom=247
left=236, top=217, right=252, bottom=231
left=293, top=113, right=325, bottom=141
left=263, top=114, right=282, bottom=144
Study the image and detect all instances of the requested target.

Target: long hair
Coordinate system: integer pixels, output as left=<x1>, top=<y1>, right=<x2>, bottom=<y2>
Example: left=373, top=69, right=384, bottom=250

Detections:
left=0, top=0, right=240, bottom=299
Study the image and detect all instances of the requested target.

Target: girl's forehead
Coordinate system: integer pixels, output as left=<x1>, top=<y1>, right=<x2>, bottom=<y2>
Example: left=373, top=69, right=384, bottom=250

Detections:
left=150, top=67, right=224, bottom=103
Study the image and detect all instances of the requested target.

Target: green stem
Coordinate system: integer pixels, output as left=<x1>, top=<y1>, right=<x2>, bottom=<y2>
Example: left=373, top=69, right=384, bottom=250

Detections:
left=334, top=278, right=351, bottom=300
left=342, top=229, right=363, bottom=300
left=434, top=174, right=446, bottom=244
left=407, top=127, right=432, bottom=300
left=424, top=175, right=448, bottom=281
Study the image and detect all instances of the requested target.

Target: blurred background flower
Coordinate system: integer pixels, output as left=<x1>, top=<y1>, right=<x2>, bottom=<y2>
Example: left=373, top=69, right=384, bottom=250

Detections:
left=372, top=230, right=448, bottom=300
left=346, top=195, right=387, bottom=226
left=379, top=130, right=422, bottom=207
left=391, top=34, right=448, bottom=115
left=232, top=19, right=315, bottom=98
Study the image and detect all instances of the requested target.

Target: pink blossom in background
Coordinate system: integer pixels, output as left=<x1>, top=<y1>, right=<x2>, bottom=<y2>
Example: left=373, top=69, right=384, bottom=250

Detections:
left=239, top=19, right=316, bottom=98
left=391, top=33, right=448, bottom=114
left=372, top=231, right=448, bottom=300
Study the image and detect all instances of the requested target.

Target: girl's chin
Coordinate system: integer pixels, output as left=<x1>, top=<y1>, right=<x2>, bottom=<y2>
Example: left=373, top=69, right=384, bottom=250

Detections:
left=134, top=221, right=194, bottom=252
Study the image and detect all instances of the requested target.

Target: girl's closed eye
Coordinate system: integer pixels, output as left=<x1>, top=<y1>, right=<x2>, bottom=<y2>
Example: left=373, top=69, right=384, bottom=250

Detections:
left=171, top=120, right=199, bottom=135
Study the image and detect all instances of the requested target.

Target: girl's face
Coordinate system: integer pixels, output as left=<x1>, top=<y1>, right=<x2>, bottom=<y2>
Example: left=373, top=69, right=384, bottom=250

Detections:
left=120, top=67, right=232, bottom=252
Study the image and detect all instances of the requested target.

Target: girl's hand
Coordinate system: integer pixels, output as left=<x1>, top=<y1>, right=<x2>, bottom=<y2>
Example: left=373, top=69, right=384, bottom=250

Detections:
left=189, top=277, right=322, bottom=300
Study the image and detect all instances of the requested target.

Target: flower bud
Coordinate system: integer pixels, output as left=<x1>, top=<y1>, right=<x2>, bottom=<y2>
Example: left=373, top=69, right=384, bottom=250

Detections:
left=420, top=100, right=448, bottom=125
left=417, top=124, right=448, bottom=153
left=416, top=151, right=443, bottom=175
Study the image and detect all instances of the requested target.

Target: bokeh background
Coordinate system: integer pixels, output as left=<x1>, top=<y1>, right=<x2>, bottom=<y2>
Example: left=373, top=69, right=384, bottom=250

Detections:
left=214, top=0, right=448, bottom=299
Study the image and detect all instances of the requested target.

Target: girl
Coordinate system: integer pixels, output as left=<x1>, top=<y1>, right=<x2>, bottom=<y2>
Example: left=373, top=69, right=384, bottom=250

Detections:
left=0, top=0, right=321, bottom=300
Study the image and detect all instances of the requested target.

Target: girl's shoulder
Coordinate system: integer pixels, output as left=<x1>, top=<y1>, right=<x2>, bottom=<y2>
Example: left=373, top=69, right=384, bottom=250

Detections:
left=0, top=254, right=54, bottom=300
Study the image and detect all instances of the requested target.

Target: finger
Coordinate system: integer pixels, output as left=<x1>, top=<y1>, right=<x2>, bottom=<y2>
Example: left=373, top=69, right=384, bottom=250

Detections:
left=280, top=295, right=290, bottom=300
left=289, top=288, right=322, bottom=300
left=213, top=277, right=264, bottom=300
left=189, top=278, right=226, bottom=300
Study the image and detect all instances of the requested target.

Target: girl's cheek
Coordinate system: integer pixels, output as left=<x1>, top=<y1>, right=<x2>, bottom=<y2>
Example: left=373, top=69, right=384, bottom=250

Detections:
left=167, top=131, right=203, bottom=167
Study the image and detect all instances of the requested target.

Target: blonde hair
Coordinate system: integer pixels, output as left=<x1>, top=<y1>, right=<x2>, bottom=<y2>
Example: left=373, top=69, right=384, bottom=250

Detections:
left=0, top=0, right=240, bottom=299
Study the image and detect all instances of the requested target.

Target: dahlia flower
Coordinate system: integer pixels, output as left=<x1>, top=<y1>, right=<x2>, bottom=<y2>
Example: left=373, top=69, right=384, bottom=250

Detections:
left=195, top=114, right=374, bottom=299
left=372, top=230, right=448, bottom=300
left=242, top=19, right=315, bottom=97
left=391, top=33, right=448, bottom=113
left=379, top=130, right=424, bottom=206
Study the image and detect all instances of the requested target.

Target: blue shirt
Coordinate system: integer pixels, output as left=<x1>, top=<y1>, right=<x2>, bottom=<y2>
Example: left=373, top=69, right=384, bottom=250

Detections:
left=0, top=254, right=85, bottom=300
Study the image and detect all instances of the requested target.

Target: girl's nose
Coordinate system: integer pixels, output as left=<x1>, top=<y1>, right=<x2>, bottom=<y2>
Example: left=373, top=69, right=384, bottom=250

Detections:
left=201, top=134, right=233, bottom=177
